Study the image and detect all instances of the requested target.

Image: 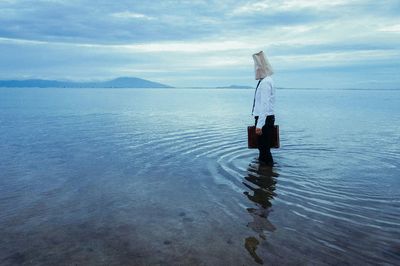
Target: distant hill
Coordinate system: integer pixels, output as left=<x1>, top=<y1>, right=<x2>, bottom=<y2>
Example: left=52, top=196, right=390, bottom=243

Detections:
left=0, top=77, right=173, bottom=88
left=216, top=85, right=253, bottom=89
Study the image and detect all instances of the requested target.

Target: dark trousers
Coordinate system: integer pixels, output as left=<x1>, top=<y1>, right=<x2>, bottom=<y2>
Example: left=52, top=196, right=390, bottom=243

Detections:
left=255, top=115, right=275, bottom=165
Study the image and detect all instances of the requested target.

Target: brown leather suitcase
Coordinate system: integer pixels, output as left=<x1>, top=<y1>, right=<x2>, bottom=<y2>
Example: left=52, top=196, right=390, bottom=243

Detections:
left=247, top=126, right=258, bottom=149
left=272, top=125, right=280, bottom=148
left=247, top=125, right=280, bottom=149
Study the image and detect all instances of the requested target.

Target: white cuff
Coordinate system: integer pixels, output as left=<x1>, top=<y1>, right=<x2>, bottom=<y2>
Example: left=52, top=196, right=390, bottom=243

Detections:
left=256, top=115, right=266, bottom=128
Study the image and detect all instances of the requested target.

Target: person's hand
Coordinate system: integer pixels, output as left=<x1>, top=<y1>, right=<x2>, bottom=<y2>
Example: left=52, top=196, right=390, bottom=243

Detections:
left=256, top=128, right=262, bottom=135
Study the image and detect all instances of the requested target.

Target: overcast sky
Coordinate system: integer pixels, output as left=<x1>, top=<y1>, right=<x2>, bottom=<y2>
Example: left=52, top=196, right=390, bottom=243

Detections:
left=0, top=0, right=399, bottom=88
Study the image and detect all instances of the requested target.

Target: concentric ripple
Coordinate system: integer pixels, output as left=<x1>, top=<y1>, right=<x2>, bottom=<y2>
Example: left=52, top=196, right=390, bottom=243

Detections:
left=119, top=118, right=400, bottom=264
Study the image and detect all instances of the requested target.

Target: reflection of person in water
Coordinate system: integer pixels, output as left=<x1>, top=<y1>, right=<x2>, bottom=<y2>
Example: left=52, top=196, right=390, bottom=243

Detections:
left=243, top=169, right=276, bottom=209
left=243, top=163, right=279, bottom=264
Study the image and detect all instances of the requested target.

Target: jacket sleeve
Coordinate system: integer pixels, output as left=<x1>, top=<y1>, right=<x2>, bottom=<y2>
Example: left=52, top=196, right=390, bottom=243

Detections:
left=256, top=80, right=272, bottom=129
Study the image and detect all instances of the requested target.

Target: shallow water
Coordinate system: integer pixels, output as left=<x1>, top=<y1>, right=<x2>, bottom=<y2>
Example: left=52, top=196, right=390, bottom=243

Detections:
left=0, top=88, right=399, bottom=265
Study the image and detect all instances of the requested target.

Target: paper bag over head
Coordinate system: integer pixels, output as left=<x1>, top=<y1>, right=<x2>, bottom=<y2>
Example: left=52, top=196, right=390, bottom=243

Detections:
left=252, top=51, right=273, bottom=80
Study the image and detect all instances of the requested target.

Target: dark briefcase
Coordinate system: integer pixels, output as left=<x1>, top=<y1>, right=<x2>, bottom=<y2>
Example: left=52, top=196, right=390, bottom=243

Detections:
left=247, top=125, right=280, bottom=149
left=247, top=126, right=258, bottom=149
left=272, top=125, right=280, bottom=149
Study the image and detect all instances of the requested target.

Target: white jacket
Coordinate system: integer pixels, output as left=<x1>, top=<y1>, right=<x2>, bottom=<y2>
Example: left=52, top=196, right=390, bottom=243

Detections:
left=253, top=76, right=275, bottom=128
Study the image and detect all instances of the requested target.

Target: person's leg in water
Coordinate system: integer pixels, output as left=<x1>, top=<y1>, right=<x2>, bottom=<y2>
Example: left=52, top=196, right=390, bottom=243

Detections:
left=256, top=115, right=275, bottom=166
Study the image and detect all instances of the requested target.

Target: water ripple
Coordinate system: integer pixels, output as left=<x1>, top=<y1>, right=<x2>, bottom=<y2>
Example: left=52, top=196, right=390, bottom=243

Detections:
left=129, top=123, right=400, bottom=265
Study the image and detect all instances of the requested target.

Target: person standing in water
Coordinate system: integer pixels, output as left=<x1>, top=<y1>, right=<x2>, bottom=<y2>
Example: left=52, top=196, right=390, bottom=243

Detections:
left=252, top=51, right=275, bottom=166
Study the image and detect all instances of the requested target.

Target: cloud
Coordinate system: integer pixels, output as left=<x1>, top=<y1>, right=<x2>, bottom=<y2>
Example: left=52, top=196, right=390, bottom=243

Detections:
left=379, top=24, right=400, bottom=33
left=0, top=0, right=399, bottom=88
left=111, top=11, right=155, bottom=20
left=231, top=0, right=350, bottom=15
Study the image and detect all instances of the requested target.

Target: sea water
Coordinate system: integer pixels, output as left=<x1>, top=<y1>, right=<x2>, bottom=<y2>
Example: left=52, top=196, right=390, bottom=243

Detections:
left=0, top=88, right=399, bottom=265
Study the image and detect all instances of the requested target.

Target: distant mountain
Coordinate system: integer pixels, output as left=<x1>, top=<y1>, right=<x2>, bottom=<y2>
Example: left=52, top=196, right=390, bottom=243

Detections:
left=0, top=77, right=173, bottom=88
left=216, top=85, right=253, bottom=89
